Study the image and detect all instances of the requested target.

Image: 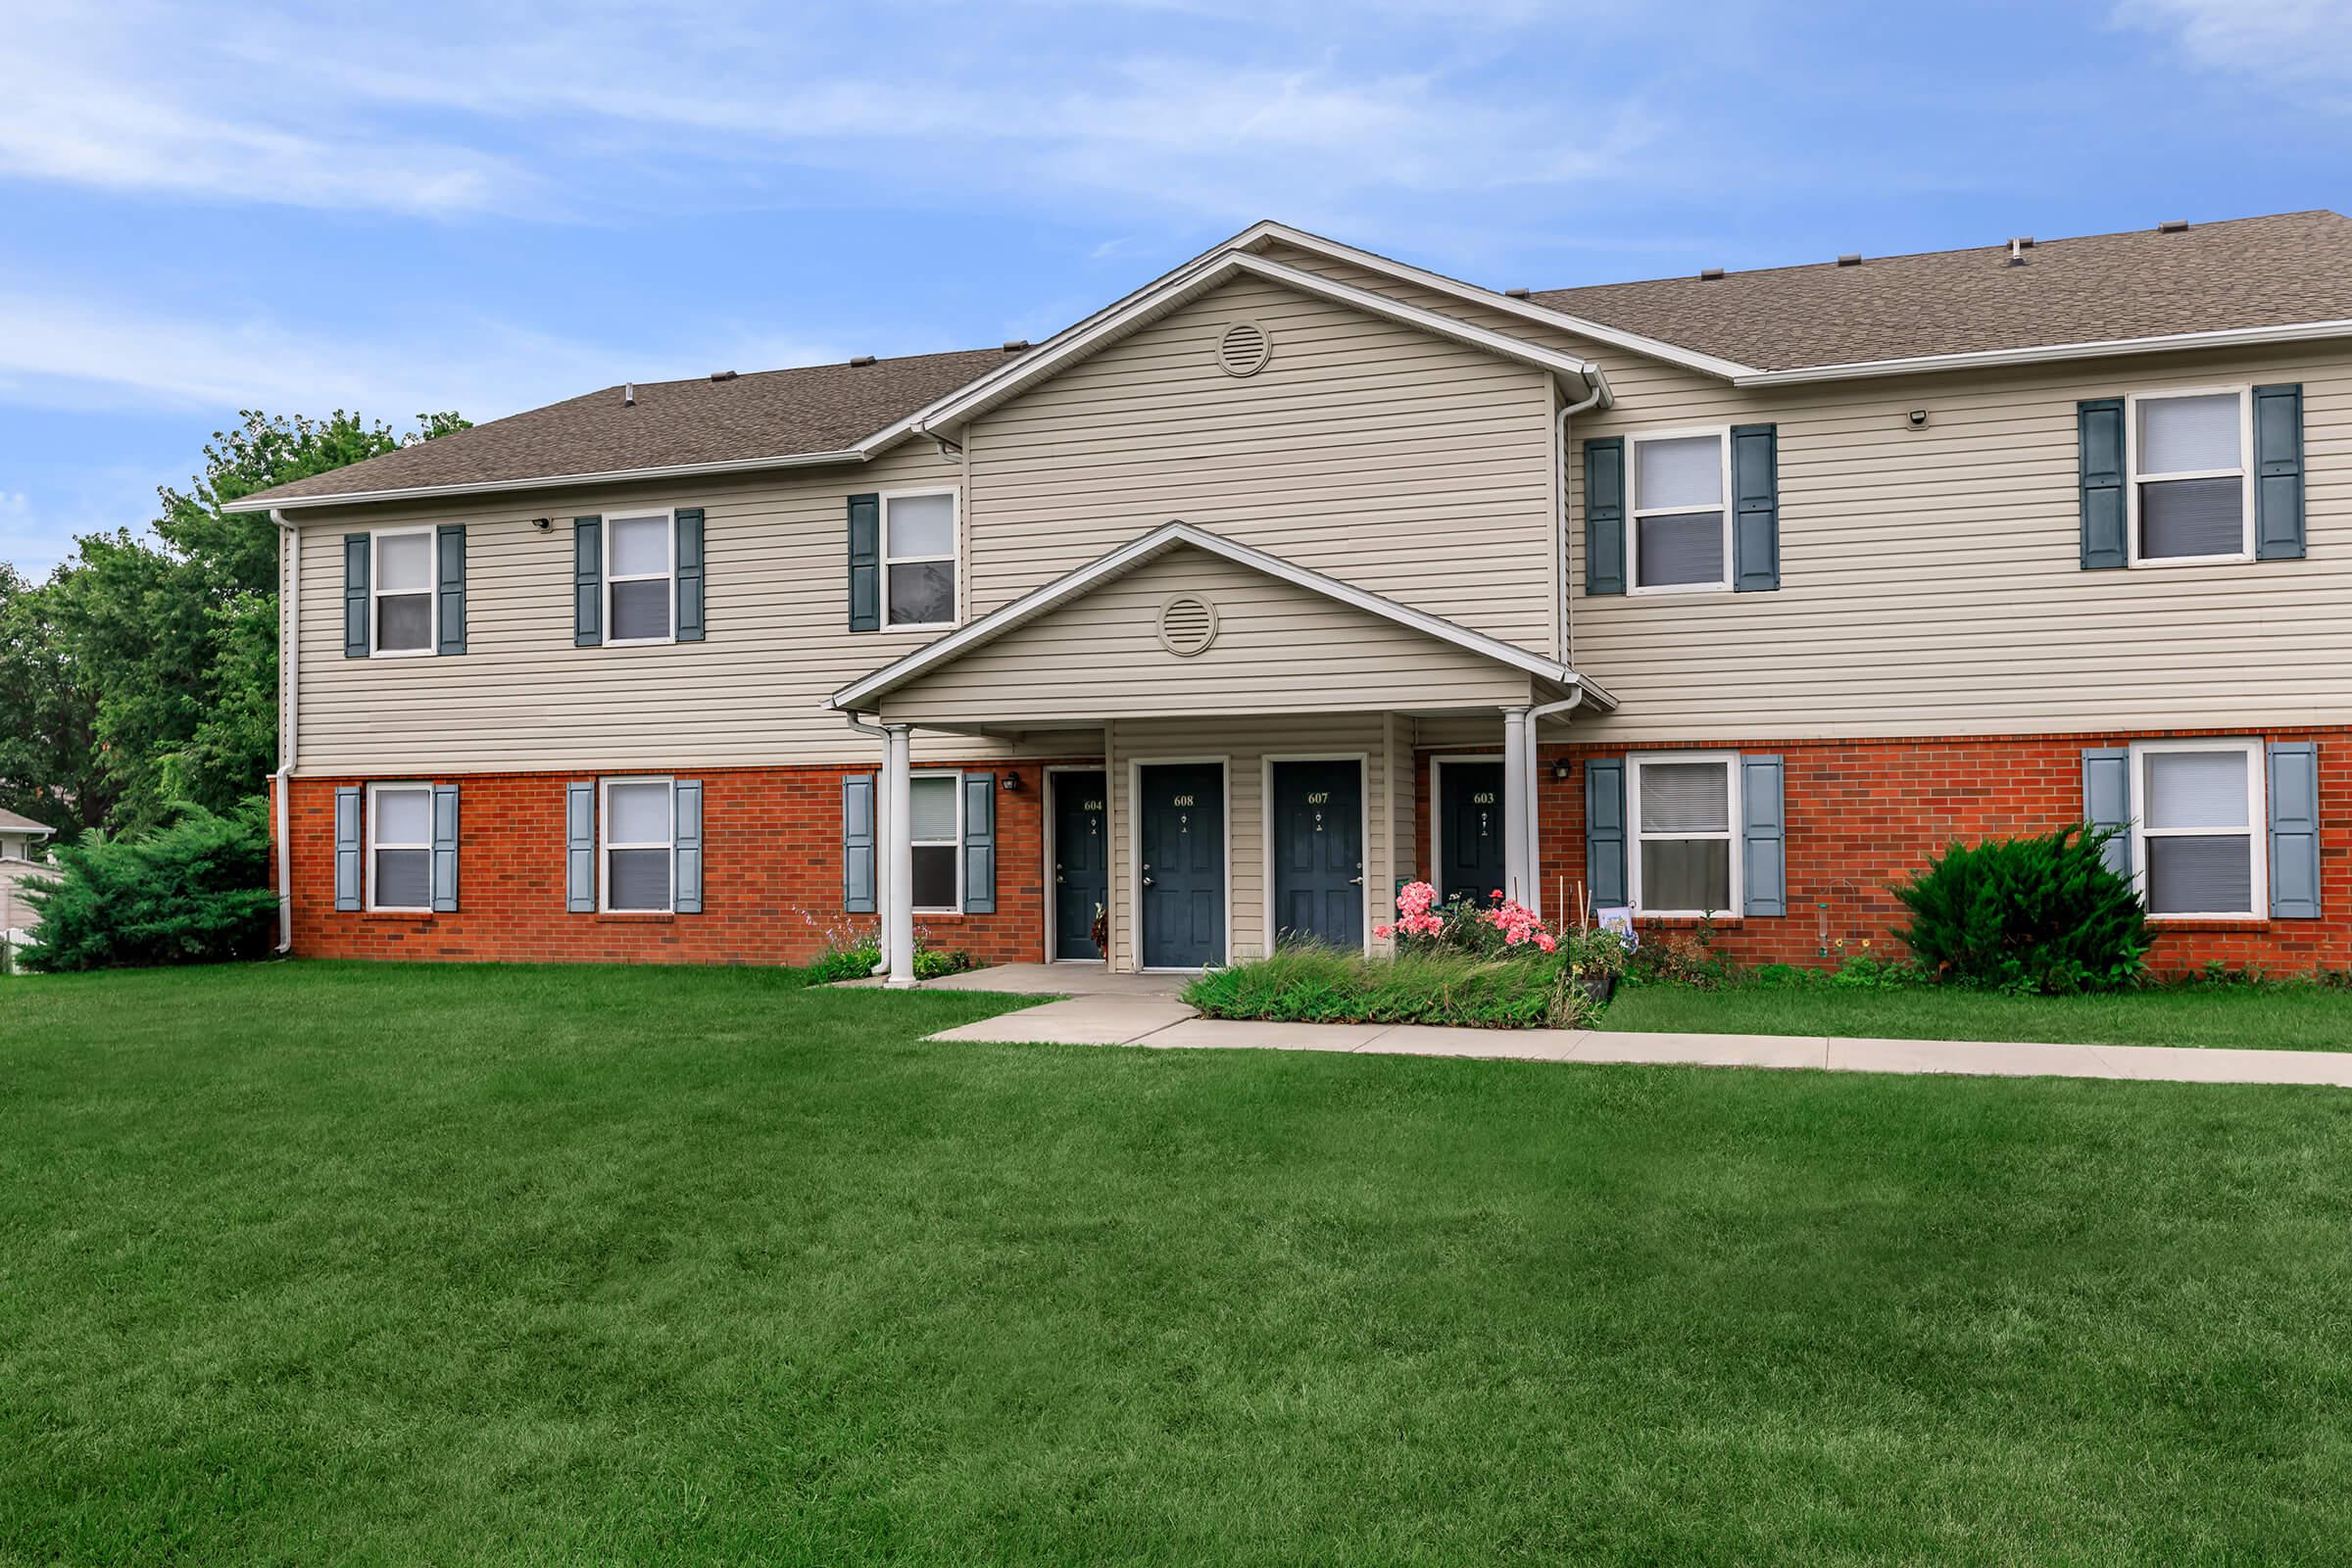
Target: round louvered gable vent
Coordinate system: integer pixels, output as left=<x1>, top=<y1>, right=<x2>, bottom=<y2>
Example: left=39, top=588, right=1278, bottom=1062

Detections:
left=1216, top=321, right=1272, bottom=377
left=1157, top=594, right=1219, bottom=658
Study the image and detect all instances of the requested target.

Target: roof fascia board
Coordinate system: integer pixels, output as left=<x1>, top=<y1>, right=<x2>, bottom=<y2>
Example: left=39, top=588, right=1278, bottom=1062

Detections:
left=1234, top=220, right=1763, bottom=382
left=874, top=252, right=1602, bottom=446
left=1734, top=318, right=2352, bottom=386
left=223, top=445, right=869, bottom=514
left=827, top=520, right=1612, bottom=713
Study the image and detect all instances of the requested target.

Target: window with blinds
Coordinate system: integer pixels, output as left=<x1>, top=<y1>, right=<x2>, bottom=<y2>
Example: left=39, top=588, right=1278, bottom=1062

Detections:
left=1630, top=431, right=1730, bottom=591
left=2133, top=742, right=2262, bottom=916
left=1631, top=756, right=1738, bottom=915
left=2132, top=390, right=2248, bottom=563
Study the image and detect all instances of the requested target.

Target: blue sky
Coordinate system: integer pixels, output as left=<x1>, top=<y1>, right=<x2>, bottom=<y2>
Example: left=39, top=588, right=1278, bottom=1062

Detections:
left=3, top=0, right=2348, bottom=574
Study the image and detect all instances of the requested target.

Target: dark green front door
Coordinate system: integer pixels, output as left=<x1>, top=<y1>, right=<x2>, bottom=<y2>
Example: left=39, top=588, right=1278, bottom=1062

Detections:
left=1139, top=763, right=1224, bottom=969
left=1271, top=759, right=1363, bottom=950
left=1439, top=761, right=1506, bottom=906
left=1052, top=770, right=1107, bottom=960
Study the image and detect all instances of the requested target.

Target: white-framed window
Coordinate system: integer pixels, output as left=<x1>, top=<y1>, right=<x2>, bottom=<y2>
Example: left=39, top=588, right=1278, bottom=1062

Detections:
left=1628, top=427, right=1732, bottom=593
left=909, top=771, right=962, bottom=913
left=1629, top=753, right=1741, bottom=917
left=882, top=490, right=957, bottom=628
left=605, top=510, right=676, bottom=644
left=2131, top=738, right=2265, bottom=918
left=601, top=776, right=674, bottom=912
left=2129, top=387, right=2251, bottom=564
left=367, top=781, right=433, bottom=911
left=371, top=528, right=436, bottom=656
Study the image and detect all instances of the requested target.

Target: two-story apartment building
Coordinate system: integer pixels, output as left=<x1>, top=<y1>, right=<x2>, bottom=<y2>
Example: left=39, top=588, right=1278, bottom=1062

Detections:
left=230, top=211, right=2352, bottom=980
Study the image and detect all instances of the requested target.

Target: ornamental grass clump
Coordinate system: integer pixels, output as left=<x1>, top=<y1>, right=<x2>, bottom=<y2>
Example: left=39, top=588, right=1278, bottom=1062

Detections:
left=1891, top=824, right=2150, bottom=994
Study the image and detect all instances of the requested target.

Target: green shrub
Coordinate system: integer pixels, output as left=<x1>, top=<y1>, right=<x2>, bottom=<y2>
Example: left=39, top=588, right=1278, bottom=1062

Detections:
left=1892, top=824, right=2149, bottom=994
left=23, top=800, right=277, bottom=972
left=1184, top=944, right=1596, bottom=1030
left=1624, top=915, right=1739, bottom=990
left=799, top=911, right=978, bottom=985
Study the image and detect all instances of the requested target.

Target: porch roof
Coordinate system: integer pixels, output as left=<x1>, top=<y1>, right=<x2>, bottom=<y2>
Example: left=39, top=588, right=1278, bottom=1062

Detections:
left=824, top=521, right=1616, bottom=720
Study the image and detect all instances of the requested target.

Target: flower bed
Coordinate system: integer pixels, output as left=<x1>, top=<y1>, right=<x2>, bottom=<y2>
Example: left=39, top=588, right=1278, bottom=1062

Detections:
left=1184, top=884, right=1630, bottom=1030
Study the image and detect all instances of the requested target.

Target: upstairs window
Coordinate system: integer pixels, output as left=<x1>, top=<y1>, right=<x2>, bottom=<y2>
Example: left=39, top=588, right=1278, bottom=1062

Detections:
left=1630, top=754, right=1740, bottom=916
left=884, top=491, right=956, bottom=627
left=367, top=782, right=433, bottom=911
left=1629, top=430, right=1730, bottom=592
left=606, top=512, right=676, bottom=644
left=2131, top=389, right=2248, bottom=564
left=2132, top=740, right=2263, bottom=917
left=602, top=777, right=675, bottom=911
left=372, top=529, right=435, bottom=655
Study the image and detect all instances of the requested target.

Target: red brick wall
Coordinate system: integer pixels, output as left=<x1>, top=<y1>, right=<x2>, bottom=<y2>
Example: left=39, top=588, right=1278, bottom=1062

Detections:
left=1411, top=726, right=2352, bottom=975
left=285, top=760, right=1078, bottom=965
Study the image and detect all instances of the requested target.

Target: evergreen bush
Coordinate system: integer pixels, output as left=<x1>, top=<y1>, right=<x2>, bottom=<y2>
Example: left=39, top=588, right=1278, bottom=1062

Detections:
left=24, top=800, right=277, bottom=972
left=1891, top=825, right=2150, bottom=994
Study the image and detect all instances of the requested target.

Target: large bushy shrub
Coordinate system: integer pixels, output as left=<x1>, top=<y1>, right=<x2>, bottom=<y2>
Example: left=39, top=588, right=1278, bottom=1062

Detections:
left=1892, top=825, right=2149, bottom=994
left=22, top=800, right=277, bottom=972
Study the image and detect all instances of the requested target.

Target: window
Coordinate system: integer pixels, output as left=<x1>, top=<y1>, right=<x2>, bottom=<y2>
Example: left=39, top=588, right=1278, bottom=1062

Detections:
left=372, top=529, right=435, bottom=655
left=1630, top=754, right=1740, bottom=916
left=883, top=491, right=956, bottom=627
left=602, top=777, right=673, bottom=911
left=909, top=772, right=961, bottom=912
left=2131, top=389, right=2250, bottom=563
left=606, top=512, right=674, bottom=643
left=1629, top=429, right=1730, bottom=592
left=2132, top=740, right=2264, bottom=917
left=367, top=782, right=433, bottom=911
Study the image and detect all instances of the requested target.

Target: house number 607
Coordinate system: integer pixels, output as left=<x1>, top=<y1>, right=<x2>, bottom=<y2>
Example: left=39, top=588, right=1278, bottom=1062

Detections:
left=1306, top=792, right=1330, bottom=806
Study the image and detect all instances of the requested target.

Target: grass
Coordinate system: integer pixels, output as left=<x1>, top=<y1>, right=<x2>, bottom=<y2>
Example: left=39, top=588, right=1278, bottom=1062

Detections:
left=5, top=961, right=2352, bottom=1562
left=1183, top=944, right=1577, bottom=1028
left=1603, top=977, right=2352, bottom=1052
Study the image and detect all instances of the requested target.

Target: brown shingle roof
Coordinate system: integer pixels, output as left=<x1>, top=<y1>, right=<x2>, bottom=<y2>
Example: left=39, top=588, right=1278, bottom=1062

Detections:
left=1531, top=210, right=2352, bottom=372
left=243, top=346, right=1010, bottom=507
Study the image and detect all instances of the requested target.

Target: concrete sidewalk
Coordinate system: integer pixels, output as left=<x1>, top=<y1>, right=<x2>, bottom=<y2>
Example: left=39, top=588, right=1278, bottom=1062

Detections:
left=924, top=996, right=2352, bottom=1088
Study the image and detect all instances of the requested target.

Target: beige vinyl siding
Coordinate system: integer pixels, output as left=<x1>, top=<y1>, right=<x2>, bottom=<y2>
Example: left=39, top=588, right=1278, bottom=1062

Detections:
left=1, top=860, right=52, bottom=934
left=878, top=546, right=1533, bottom=727
left=1103, top=712, right=1404, bottom=970
left=1563, top=340, right=2352, bottom=740
left=963, top=274, right=1560, bottom=654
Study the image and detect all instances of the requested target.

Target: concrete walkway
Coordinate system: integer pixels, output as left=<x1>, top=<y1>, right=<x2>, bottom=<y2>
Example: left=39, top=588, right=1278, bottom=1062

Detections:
left=914, top=970, right=2352, bottom=1088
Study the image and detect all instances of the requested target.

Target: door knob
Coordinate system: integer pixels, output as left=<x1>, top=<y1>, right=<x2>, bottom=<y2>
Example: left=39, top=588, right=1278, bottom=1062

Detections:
left=1348, top=877, right=1363, bottom=886
left=1142, top=876, right=1154, bottom=887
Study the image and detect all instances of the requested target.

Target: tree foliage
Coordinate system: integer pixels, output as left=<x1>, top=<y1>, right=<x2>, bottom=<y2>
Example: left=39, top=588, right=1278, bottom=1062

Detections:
left=1, top=410, right=468, bottom=837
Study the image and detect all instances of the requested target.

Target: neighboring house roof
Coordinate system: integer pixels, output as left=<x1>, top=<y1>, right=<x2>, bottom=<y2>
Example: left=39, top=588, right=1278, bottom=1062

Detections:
left=0, top=808, right=53, bottom=836
left=826, top=520, right=1615, bottom=714
left=1532, top=210, right=2352, bottom=379
left=227, top=210, right=2352, bottom=513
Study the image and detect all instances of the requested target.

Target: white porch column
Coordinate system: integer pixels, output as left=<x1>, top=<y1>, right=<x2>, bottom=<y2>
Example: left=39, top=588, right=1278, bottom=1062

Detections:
left=1523, top=719, right=1544, bottom=917
left=884, top=723, right=916, bottom=988
left=1500, top=705, right=1531, bottom=906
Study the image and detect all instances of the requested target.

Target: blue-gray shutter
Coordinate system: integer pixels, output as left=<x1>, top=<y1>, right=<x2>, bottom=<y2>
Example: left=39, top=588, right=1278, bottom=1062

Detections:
left=430, top=783, right=461, bottom=912
left=843, top=773, right=877, bottom=913
left=565, top=780, right=596, bottom=912
left=672, top=779, right=704, bottom=913
left=2254, top=383, right=2306, bottom=562
left=2081, top=748, right=2132, bottom=881
left=1585, top=758, right=1627, bottom=911
left=848, top=493, right=881, bottom=631
left=435, top=524, right=466, bottom=655
left=343, top=534, right=370, bottom=658
left=334, top=786, right=364, bottom=910
left=2079, top=399, right=2127, bottom=569
left=1583, top=438, right=1625, bottom=596
left=674, top=508, right=706, bottom=640
left=963, top=773, right=996, bottom=915
left=573, top=517, right=603, bottom=647
left=2269, top=740, right=2320, bottom=919
left=1740, top=755, right=1786, bottom=915
left=1731, top=424, right=1780, bottom=592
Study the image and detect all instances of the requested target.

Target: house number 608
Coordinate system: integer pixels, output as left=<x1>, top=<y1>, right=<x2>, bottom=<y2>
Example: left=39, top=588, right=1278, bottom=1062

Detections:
left=1171, top=794, right=1196, bottom=807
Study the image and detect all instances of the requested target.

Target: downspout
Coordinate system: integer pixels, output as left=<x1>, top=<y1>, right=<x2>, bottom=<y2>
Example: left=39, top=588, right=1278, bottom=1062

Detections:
left=1520, top=686, right=1591, bottom=918
left=841, top=712, right=895, bottom=976
left=1554, top=368, right=1609, bottom=665
left=272, top=511, right=299, bottom=953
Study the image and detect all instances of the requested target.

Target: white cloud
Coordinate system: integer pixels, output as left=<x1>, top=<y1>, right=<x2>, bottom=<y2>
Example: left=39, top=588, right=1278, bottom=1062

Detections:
left=2116, top=0, right=2352, bottom=90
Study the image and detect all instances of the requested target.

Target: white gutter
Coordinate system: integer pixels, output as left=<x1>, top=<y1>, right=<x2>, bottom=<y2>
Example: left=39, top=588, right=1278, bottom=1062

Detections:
left=1731, top=318, right=2352, bottom=387
left=272, top=510, right=299, bottom=953
left=1552, top=371, right=1608, bottom=661
left=222, top=446, right=868, bottom=514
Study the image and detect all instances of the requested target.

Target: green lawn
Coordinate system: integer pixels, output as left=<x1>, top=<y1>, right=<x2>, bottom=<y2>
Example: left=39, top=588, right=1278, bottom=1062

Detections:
left=6, top=962, right=2352, bottom=1563
left=1601, top=978, right=2352, bottom=1052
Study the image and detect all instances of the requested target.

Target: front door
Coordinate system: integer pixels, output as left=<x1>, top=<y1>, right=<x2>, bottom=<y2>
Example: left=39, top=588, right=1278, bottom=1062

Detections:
left=1052, top=770, right=1108, bottom=960
left=1439, top=760, right=1507, bottom=906
left=1271, top=759, right=1363, bottom=950
left=1139, top=763, right=1225, bottom=969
